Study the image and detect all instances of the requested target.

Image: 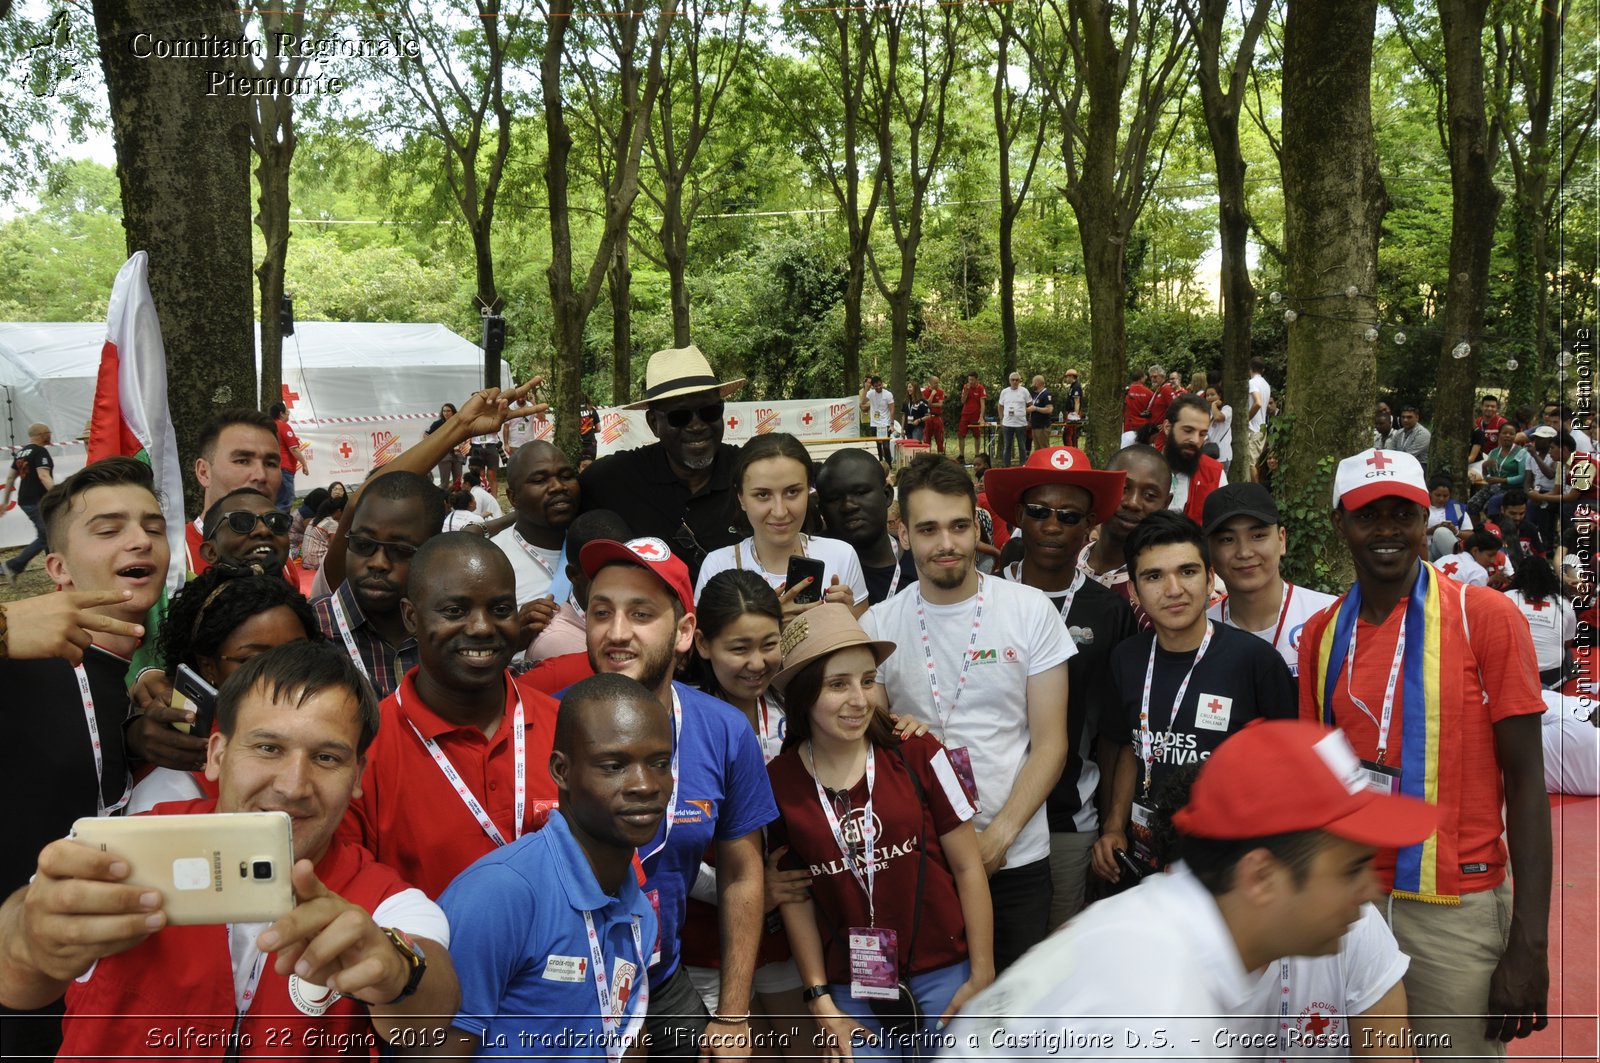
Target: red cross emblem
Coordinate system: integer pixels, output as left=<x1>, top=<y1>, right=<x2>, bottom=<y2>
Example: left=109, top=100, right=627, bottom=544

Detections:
left=1442, top=561, right=1459, bottom=575
left=802, top=411, right=814, bottom=426
left=1305, top=1013, right=1331, bottom=1036
left=1049, top=449, right=1075, bottom=470
left=281, top=383, right=300, bottom=410
left=1208, top=697, right=1224, bottom=711
left=338, top=440, right=354, bottom=459
left=630, top=537, right=671, bottom=562
left=1366, top=451, right=1393, bottom=471
left=727, top=416, right=739, bottom=430
left=1527, top=598, right=1549, bottom=612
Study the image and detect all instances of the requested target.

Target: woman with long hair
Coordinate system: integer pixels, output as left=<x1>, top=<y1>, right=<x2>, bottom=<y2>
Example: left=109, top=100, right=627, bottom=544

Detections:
left=1205, top=383, right=1233, bottom=464
left=1506, top=556, right=1578, bottom=687
left=768, top=604, right=993, bottom=1060
left=299, top=490, right=348, bottom=570
left=694, top=432, right=868, bottom=618
left=290, top=486, right=329, bottom=561
left=426, top=402, right=464, bottom=489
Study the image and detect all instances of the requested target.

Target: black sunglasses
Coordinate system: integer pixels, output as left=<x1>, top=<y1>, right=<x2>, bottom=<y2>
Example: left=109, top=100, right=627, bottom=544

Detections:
left=347, top=534, right=420, bottom=560
left=212, top=509, right=291, bottom=538
left=1022, top=502, right=1089, bottom=526
left=664, top=402, right=725, bottom=429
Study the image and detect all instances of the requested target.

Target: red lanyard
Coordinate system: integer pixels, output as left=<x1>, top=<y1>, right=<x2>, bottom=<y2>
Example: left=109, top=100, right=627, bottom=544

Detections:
left=1223, top=582, right=1296, bottom=652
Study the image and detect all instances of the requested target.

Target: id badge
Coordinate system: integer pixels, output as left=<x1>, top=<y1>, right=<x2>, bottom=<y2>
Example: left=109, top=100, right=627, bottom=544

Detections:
left=1359, top=759, right=1400, bottom=796
left=646, top=888, right=663, bottom=968
left=1130, top=802, right=1157, bottom=867
left=847, top=927, right=900, bottom=1001
left=947, top=745, right=981, bottom=807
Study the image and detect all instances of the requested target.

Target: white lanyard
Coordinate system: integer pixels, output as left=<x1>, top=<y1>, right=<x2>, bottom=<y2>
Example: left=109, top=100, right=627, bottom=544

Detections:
left=1138, top=622, right=1214, bottom=796
left=582, top=910, right=648, bottom=1063
left=886, top=539, right=904, bottom=598
left=638, top=688, right=684, bottom=869
left=236, top=943, right=268, bottom=1013
left=1276, top=959, right=1292, bottom=1063
left=75, top=663, right=130, bottom=816
left=402, top=685, right=527, bottom=847
left=809, top=742, right=879, bottom=926
left=916, top=578, right=985, bottom=743
left=329, top=594, right=367, bottom=674
left=1010, top=562, right=1084, bottom=619
left=1343, top=619, right=1406, bottom=763
left=756, top=696, right=781, bottom=761
left=512, top=528, right=557, bottom=579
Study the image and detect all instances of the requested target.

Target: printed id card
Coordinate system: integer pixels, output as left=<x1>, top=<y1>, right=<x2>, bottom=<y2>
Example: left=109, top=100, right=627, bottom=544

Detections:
left=947, top=746, right=980, bottom=807
left=1130, top=802, right=1157, bottom=867
left=848, top=927, right=900, bottom=1001
left=646, top=888, right=663, bottom=967
left=1359, top=760, right=1400, bottom=796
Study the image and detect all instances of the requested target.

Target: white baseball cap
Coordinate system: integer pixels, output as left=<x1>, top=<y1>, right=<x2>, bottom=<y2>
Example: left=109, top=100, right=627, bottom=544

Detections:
left=1332, top=448, right=1429, bottom=511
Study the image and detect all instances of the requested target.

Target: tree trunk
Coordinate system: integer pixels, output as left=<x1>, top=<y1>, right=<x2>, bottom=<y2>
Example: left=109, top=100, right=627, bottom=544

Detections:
left=470, top=221, right=501, bottom=388
left=1076, top=202, right=1128, bottom=469
left=663, top=178, right=691, bottom=347
left=1281, top=0, right=1385, bottom=587
left=998, top=206, right=1019, bottom=379
left=255, top=126, right=290, bottom=419
left=92, top=0, right=256, bottom=517
left=609, top=239, right=632, bottom=403
left=1432, top=0, right=1502, bottom=485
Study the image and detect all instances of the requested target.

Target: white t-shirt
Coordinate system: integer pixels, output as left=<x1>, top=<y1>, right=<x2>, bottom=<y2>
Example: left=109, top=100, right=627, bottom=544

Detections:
left=694, top=534, right=869, bottom=608
left=1541, top=689, right=1598, bottom=796
left=1170, top=464, right=1230, bottom=513
left=1209, top=581, right=1340, bottom=679
left=1231, top=904, right=1409, bottom=1058
left=491, top=525, right=561, bottom=605
left=1434, top=552, right=1488, bottom=587
left=443, top=509, right=486, bottom=533
left=865, top=387, right=894, bottom=428
left=860, top=575, right=1075, bottom=869
left=1504, top=590, right=1577, bottom=672
left=1248, top=374, right=1271, bottom=431
left=470, top=485, right=503, bottom=520
left=1213, top=404, right=1234, bottom=462
left=1571, top=427, right=1595, bottom=455
left=998, top=386, right=1031, bottom=428
left=503, top=402, right=538, bottom=449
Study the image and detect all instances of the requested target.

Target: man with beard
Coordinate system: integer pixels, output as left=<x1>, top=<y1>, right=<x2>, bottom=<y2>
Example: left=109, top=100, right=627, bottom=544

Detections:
left=491, top=441, right=578, bottom=611
left=1299, top=449, right=1548, bottom=1059
left=440, top=673, right=671, bottom=1055
left=580, top=537, right=776, bottom=1060
left=1080, top=444, right=1173, bottom=627
left=860, top=454, right=1073, bottom=972
left=1161, top=393, right=1228, bottom=522
left=311, top=472, right=444, bottom=700
left=579, top=347, right=747, bottom=579
left=338, top=534, right=560, bottom=899
left=196, top=487, right=293, bottom=579
left=984, top=446, right=1137, bottom=925
left=815, top=449, right=918, bottom=603
left=186, top=409, right=283, bottom=575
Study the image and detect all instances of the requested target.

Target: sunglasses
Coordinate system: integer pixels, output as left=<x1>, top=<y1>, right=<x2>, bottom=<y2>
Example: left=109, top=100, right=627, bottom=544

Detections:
left=211, top=510, right=292, bottom=538
left=347, top=534, right=420, bottom=561
left=664, top=402, right=725, bottom=429
left=1022, top=502, right=1089, bottom=526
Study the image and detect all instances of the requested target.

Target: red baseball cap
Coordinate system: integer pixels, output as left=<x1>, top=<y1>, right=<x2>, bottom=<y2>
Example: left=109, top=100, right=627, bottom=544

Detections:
left=579, top=537, right=696, bottom=616
left=1173, top=720, right=1437, bottom=847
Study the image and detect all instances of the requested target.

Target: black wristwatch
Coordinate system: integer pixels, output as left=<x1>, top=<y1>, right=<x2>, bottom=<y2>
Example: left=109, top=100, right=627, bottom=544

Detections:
left=380, top=927, right=427, bottom=1004
left=802, top=984, right=831, bottom=1004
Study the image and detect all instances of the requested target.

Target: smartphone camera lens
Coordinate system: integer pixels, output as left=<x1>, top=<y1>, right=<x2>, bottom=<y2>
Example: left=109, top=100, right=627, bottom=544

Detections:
left=251, top=860, right=274, bottom=881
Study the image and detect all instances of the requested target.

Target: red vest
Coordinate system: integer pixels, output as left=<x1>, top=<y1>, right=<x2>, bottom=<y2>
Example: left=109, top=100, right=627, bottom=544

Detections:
left=60, top=799, right=409, bottom=1061
left=1181, top=455, right=1225, bottom=524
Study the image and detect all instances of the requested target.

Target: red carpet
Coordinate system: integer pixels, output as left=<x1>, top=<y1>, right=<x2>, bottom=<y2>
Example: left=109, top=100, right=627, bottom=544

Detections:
left=1513, top=793, right=1598, bottom=1061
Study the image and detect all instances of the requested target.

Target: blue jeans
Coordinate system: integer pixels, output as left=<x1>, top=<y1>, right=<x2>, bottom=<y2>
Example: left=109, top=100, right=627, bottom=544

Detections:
left=275, top=470, right=296, bottom=512
left=6, top=502, right=48, bottom=575
left=999, top=425, right=1027, bottom=466
left=829, top=959, right=971, bottom=1061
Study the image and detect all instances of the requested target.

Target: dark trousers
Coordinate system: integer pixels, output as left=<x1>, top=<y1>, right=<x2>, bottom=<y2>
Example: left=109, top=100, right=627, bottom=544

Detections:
left=6, top=502, right=48, bottom=575
left=990, top=856, right=1053, bottom=973
left=999, top=425, right=1028, bottom=466
left=642, top=964, right=712, bottom=1059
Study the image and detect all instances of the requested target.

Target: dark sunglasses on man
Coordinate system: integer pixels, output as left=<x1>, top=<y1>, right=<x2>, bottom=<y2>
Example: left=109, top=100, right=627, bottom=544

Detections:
left=209, top=509, right=292, bottom=539
left=346, top=533, right=420, bottom=561
left=663, top=402, right=725, bottom=430
left=1021, top=502, right=1089, bottom=526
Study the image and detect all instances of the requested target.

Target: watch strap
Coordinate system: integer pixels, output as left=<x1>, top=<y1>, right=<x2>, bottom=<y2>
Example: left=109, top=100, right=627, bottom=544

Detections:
left=801, top=984, right=831, bottom=1003
left=380, top=926, right=427, bottom=1004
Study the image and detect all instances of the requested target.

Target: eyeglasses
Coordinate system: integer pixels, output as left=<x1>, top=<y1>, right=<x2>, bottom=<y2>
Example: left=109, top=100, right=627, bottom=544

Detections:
left=347, top=534, right=420, bottom=561
left=1022, top=502, right=1089, bottom=526
left=671, top=520, right=706, bottom=563
left=663, top=402, right=725, bottom=429
left=211, top=510, right=292, bottom=539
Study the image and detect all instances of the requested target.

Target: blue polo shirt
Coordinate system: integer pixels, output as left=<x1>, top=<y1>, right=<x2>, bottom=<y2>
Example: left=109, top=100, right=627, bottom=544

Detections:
left=644, top=682, right=779, bottom=979
left=442, top=809, right=655, bottom=1056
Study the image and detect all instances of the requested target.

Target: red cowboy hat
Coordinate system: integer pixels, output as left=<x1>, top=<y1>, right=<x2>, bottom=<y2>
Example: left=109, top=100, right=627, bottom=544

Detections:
left=983, top=447, right=1126, bottom=526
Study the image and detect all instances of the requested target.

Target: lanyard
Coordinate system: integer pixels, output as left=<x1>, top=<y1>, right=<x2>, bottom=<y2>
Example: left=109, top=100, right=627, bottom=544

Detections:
left=583, top=911, right=648, bottom=1063
left=75, top=664, right=130, bottom=816
left=1343, top=617, right=1406, bottom=763
left=1009, top=562, right=1084, bottom=619
left=237, top=943, right=268, bottom=1012
left=916, top=578, right=986, bottom=743
left=638, top=688, right=684, bottom=869
left=809, top=742, right=879, bottom=926
left=512, top=528, right=557, bottom=579
left=1223, top=582, right=1296, bottom=652
left=402, top=685, right=527, bottom=847
left=1138, top=622, right=1214, bottom=797
left=329, top=594, right=367, bottom=674
left=1276, top=959, right=1292, bottom=1063
left=735, top=535, right=807, bottom=577
left=756, top=696, right=781, bottom=761
left=886, top=539, right=904, bottom=598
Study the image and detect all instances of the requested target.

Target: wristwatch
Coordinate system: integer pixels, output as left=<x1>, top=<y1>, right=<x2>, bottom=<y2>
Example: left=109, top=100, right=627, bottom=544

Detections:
left=802, top=984, right=831, bottom=1004
left=380, top=927, right=428, bottom=1004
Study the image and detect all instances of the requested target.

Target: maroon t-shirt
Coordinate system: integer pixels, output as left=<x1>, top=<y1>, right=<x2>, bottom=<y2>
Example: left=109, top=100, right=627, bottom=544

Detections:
left=767, top=732, right=973, bottom=982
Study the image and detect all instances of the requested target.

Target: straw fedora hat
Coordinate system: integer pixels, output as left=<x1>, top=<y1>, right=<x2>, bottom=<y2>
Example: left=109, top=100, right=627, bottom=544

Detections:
left=625, top=345, right=747, bottom=410
left=770, top=602, right=897, bottom=693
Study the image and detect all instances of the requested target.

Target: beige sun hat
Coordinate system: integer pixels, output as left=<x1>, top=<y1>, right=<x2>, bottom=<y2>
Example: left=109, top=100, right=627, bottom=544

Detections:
left=770, top=602, right=897, bottom=692
left=625, top=345, right=747, bottom=410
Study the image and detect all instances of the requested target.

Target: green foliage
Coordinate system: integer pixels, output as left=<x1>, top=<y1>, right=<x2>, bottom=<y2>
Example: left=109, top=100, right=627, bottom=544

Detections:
left=1268, top=413, right=1343, bottom=595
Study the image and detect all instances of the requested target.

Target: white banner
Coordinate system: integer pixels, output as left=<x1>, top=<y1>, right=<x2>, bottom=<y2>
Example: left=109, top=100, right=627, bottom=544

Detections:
left=596, top=397, right=863, bottom=456
left=1, top=440, right=89, bottom=550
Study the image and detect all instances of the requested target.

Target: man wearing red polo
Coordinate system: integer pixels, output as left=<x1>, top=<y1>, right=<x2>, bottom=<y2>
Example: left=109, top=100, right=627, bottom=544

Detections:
left=922, top=374, right=947, bottom=454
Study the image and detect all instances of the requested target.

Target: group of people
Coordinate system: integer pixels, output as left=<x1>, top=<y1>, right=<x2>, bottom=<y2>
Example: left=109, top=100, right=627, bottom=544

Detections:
left=860, top=369, right=1088, bottom=470
left=0, top=339, right=1591, bottom=1062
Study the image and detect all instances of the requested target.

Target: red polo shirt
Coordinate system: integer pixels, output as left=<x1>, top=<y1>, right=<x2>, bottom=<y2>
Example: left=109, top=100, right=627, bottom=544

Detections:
left=338, top=667, right=560, bottom=898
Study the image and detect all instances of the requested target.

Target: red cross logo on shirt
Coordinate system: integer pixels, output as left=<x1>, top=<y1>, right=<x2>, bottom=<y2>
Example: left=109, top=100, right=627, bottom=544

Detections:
left=338, top=440, right=354, bottom=459
left=1527, top=598, right=1549, bottom=612
left=1305, top=1013, right=1331, bottom=1036
left=726, top=416, right=740, bottom=430
left=280, top=383, right=300, bottom=410
left=1442, top=561, right=1459, bottom=575
left=802, top=411, right=814, bottom=426
left=1366, top=451, right=1393, bottom=472
left=1207, top=697, right=1224, bottom=712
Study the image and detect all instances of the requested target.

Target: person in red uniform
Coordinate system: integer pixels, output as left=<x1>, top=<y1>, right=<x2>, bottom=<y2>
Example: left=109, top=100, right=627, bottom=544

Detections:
left=1156, top=394, right=1228, bottom=524
left=270, top=401, right=309, bottom=513
left=339, top=532, right=560, bottom=899
left=922, top=374, right=947, bottom=455
left=1299, top=447, right=1549, bottom=1060
left=1122, top=369, right=1153, bottom=437
left=957, top=371, right=987, bottom=464
left=0, top=641, right=461, bottom=1058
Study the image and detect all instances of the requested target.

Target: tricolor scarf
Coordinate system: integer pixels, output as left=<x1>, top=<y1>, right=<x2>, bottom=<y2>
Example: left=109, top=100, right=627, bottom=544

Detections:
left=1315, top=562, right=1465, bottom=903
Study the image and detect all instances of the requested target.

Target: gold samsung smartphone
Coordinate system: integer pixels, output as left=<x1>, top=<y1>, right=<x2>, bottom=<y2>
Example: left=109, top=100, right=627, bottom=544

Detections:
left=70, top=812, right=295, bottom=925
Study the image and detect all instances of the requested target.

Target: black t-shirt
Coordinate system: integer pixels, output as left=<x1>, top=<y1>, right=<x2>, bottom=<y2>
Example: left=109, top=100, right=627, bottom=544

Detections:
left=11, top=443, right=54, bottom=505
left=1063, top=382, right=1085, bottom=418
left=578, top=441, right=744, bottom=580
left=1103, top=622, right=1296, bottom=797
left=862, top=549, right=920, bottom=604
left=2, top=647, right=132, bottom=898
left=904, top=398, right=930, bottom=428
left=1030, top=388, right=1055, bottom=429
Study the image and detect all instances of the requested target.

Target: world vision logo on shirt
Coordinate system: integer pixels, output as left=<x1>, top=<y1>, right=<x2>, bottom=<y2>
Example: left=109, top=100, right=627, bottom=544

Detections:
left=674, top=799, right=714, bottom=824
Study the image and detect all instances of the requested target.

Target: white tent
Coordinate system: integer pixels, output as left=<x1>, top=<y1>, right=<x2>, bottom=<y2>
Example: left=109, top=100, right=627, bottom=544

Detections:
left=0, top=321, right=508, bottom=548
